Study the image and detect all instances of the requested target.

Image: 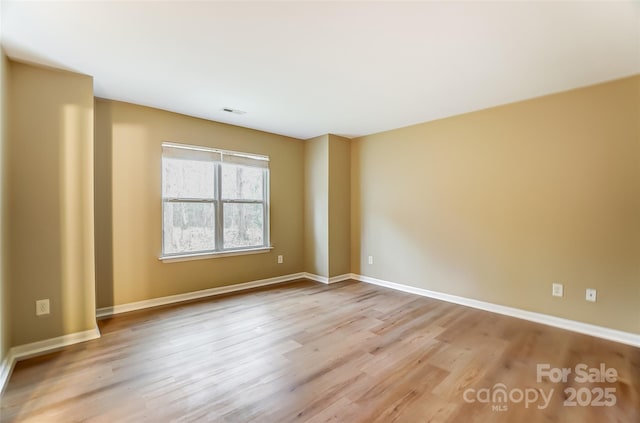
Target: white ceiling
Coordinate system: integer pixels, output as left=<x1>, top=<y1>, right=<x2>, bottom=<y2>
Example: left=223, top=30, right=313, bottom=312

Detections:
left=2, top=1, right=639, bottom=140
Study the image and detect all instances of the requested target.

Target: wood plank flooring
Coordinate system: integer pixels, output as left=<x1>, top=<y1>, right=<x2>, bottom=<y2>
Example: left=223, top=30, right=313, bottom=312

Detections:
left=1, top=279, right=639, bottom=422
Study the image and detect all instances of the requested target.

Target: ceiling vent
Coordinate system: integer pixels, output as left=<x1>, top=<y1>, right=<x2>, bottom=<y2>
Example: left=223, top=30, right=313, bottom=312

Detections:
left=221, top=107, right=246, bottom=115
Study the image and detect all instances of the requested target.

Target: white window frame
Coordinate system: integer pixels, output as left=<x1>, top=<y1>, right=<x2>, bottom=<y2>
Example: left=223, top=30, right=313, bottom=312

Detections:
left=159, top=142, right=271, bottom=262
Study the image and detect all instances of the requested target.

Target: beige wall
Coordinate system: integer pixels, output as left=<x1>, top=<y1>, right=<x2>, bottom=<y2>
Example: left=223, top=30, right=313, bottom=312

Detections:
left=328, top=135, right=350, bottom=277
left=94, top=100, right=305, bottom=308
left=0, top=49, right=10, bottom=363
left=304, top=134, right=351, bottom=278
left=352, top=75, right=640, bottom=334
left=8, top=61, right=96, bottom=345
left=304, top=135, right=329, bottom=277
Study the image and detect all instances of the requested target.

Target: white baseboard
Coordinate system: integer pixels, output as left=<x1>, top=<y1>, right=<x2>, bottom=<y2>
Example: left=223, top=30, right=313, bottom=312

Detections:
left=10, top=327, right=102, bottom=361
left=303, top=273, right=353, bottom=284
left=353, top=274, right=640, bottom=348
left=96, top=272, right=307, bottom=319
left=1, top=326, right=101, bottom=394
left=303, top=273, right=328, bottom=283
left=329, top=274, right=353, bottom=284
left=0, top=350, right=15, bottom=395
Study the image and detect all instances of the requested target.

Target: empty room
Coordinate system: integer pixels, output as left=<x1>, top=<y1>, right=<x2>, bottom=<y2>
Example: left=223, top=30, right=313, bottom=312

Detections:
left=0, top=1, right=638, bottom=422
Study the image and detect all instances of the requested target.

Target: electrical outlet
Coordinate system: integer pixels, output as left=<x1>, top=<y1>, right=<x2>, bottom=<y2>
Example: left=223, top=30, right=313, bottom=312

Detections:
left=586, top=289, right=597, bottom=302
left=368, top=255, right=374, bottom=265
left=36, top=299, right=50, bottom=316
left=552, top=283, right=563, bottom=297
left=277, top=255, right=283, bottom=264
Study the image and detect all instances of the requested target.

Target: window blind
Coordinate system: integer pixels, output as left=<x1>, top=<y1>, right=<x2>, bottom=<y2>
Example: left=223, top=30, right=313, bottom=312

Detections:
left=162, top=142, right=269, bottom=168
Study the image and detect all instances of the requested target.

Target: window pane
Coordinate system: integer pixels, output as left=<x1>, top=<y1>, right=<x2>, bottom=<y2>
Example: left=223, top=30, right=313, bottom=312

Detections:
left=163, top=158, right=215, bottom=199
left=163, top=202, right=215, bottom=254
left=221, top=164, right=263, bottom=200
left=223, top=203, right=264, bottom=249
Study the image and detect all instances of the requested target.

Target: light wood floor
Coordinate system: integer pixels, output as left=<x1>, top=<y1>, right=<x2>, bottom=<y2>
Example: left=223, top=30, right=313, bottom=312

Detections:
left=1, top=280, right=639, bottom=422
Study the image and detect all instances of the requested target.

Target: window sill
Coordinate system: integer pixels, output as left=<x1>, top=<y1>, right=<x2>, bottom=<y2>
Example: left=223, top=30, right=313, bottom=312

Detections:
left=159, top=246, right=274, bottom=263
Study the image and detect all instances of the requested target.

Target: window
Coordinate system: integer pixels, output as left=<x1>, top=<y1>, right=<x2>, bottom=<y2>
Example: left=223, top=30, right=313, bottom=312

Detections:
left=161, top=142, right=270, bottom=258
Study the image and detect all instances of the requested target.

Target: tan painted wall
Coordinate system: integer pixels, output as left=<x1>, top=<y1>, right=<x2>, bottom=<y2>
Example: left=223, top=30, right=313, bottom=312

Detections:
left=304, top=134, right=351, bottom=279
left=352, top=75, right=640, bottom=334
left=0, top=49, right=10, bottom=362
left=94, top=100, right=305, bottom=308
left=304, top=135, right=329, bottom=278
left=328, top=135, right=350, bottom=277
left=8, top=61, right=96, bottom=345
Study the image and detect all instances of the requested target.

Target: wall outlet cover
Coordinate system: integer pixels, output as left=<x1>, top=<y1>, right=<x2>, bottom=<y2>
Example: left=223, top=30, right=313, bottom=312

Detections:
left=36, top=299, right=50, bottom=316
left=552, top=283, right=563, bottom=297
